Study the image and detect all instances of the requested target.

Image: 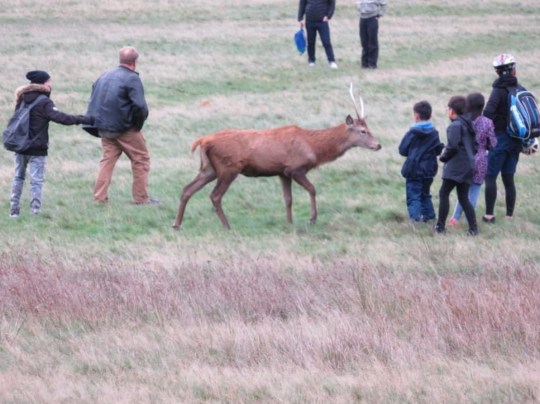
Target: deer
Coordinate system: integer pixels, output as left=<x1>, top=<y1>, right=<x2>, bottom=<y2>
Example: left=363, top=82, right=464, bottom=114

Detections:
left=173, top=84, right=382, bottom=230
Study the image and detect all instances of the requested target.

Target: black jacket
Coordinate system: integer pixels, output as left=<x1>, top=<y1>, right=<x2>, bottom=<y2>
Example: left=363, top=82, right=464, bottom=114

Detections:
left=15, top=84, right=93, bottom=156
left=298, top=0, right=335, bottom=22
left=85, top=65, right=148, bottom=135
left=483, top=73, right=523, bottom=135
left=440, top=115, right=477, bottom=183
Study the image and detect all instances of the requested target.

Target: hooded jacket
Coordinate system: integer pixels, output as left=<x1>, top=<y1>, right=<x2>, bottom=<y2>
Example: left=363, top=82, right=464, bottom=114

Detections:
left=298, top=0, right=335, bottom=22
left=13, top=84, right=93, bottom=156
left=85, top=65, right=148, bottom=136
left=439, top=115, right=477, bottom=183
left=399, top=121, right=444, bottom=179
left=483, top=73, right=523, bottom=135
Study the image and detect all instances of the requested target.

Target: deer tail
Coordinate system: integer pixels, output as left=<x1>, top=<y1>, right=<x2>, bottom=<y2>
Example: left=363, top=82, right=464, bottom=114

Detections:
left=191, top=138, right=213, bottom=172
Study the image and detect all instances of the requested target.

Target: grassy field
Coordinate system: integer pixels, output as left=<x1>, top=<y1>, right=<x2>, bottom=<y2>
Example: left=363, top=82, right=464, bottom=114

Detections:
left=1, top=0, right=540, bottom=402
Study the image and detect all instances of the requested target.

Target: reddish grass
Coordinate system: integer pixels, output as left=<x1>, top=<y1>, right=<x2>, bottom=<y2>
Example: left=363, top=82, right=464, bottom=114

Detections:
left=2, top=254, right=540, bottom=368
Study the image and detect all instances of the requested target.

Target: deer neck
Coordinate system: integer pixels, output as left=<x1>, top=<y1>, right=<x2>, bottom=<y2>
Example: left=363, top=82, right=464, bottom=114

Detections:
left=310, top=124, right=354, bottom=163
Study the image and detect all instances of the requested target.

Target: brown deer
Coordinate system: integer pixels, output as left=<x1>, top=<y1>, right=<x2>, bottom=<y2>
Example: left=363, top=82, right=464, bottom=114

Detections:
left=173, top=84, right=381, bottom=230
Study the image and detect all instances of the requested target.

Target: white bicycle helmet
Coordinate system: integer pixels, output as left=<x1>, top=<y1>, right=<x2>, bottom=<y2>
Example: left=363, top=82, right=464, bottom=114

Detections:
left=493, top=53, right=516, bottom=70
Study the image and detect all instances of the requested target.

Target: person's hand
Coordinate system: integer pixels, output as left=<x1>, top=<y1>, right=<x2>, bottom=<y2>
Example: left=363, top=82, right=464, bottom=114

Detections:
left=323, top=16, right=329, bottom=22
left=299, top=20, right=304, bottom=28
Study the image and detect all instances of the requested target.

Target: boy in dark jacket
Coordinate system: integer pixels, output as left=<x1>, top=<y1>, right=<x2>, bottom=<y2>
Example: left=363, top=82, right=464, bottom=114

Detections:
left=399, top=100, right=444, bottom=222
left=9, top=70, right=93, bottom=218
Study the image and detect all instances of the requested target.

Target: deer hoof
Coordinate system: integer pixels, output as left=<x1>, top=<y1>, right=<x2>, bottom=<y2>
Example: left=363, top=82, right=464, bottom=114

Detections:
left=172, top=224, right=180, bottom=230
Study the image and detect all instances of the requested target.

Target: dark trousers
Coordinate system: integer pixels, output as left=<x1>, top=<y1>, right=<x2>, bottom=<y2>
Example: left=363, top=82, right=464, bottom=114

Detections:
left=437, top=179, right=478, bottom=232
left=305, top=20, right=335, bottom=63
left=359, top=16, right=379, bottom=68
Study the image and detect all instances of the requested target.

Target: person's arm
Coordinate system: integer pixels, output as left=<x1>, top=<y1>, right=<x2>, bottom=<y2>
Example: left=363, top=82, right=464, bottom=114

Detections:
left=379, top=0, right=388, bottom=17
left=439, top=124, right=460, bottom=162
left=43, top=99, right=93, bottom=126
left=298, top=0, right=306, bottom=24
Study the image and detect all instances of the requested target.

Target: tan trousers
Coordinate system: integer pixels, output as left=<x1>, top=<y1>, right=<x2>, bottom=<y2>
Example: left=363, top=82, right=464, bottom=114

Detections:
left=94, top=129, right=151, bottom=204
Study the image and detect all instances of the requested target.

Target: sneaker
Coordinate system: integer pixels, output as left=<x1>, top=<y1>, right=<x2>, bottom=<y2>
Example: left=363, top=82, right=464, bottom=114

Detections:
left=467, top=229, right=479, bottom=236
left=10, top=207, right=20, bottom=218
left=135, top=197, right=160, bottom=206
left=32, top=208, right=40, bottom=215
left=433, top=223, right=446, bottom=234
left=482, top=215, right=495, bottom=224
left=448, top=217, right=459, bottom=227
left=308, top=62, right=316, bottom=67
left=329, top=62, right=338, bottom=69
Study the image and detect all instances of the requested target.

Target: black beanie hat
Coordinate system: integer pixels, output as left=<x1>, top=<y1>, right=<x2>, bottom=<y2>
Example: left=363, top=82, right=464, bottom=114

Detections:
left=26, top=70, right=51, bottom=84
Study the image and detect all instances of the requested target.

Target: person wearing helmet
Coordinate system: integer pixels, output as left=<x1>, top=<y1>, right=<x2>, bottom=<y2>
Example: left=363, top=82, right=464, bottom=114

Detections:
left=482, top=53, right=526, bottom=223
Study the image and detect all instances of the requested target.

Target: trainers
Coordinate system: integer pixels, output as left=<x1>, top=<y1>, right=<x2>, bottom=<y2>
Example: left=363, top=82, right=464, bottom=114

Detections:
left=433, top=223, right=446, bottom=234
left=329, top=62, right=338, bottom=69
left=467, top=229, right=479, bottom=236
left=135, top=197, right=160, bottom=206
left=32, top=208, right=40, bottom=215
left=482, top=215, right=495, bottom=224
left=308, top=62, right=316, bottom=67
left=10, top=207, right=20, bottom=218
left=448, top=217, right=459, bottom=227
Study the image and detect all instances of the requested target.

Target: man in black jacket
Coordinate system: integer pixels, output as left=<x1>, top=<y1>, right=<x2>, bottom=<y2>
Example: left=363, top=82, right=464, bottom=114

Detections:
left=86, top=46, right=158, bottom=205
left=298, top=0, right=338, bottom=69
left=9, top=70, right=93, bottom=218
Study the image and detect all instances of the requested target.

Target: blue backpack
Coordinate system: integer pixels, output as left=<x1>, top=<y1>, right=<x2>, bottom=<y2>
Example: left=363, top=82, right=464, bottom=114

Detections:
left=507, top=87, right=540, bottom=139
left=3, top=95, right=46, bottom=153
left=294, top=28, right=306, bottom=55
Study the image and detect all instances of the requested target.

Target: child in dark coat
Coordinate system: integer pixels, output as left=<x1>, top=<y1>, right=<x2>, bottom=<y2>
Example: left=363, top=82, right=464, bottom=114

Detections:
left=399, top=101, right=444, bottom=222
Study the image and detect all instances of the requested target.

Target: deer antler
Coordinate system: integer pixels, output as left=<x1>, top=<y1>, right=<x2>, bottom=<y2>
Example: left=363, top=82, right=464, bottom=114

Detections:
left=349, top=83, right=365, bottom=120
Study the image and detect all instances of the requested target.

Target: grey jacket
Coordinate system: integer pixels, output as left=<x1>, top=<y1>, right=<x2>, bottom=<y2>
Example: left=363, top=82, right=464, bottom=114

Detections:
left=357, top=0, right=387, bottom=19
left=85, top=65, right=148, bottom=136
left=440, top=115, right=477, bottom=184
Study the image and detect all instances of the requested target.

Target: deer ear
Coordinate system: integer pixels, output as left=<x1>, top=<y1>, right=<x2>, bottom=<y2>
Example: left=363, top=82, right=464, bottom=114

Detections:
left=346, top=115, right=354, bottom=126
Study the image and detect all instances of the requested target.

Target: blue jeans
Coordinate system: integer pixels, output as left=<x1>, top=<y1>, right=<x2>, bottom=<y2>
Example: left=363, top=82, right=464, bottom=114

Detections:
left=405, top=178, right=436, bottom=221
left=305, top=20, right=335, bottom=63
left=452, top=182, right=482, bottom=221
left=10, top=154, right=47, bottom=211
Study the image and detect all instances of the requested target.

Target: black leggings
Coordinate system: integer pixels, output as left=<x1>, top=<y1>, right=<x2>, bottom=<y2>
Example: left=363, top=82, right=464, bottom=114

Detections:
left=437, top=179, right=477, bottom=231
left=484, top=173, right=516, bottom=217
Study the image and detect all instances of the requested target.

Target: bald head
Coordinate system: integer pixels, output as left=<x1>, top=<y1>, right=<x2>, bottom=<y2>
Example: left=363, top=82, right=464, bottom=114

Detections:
left=119, top=46, right=139, bottom=68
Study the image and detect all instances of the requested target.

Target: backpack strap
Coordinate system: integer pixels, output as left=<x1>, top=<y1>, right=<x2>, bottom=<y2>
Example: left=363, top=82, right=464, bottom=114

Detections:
left=21, top=94, right=47, bottom=110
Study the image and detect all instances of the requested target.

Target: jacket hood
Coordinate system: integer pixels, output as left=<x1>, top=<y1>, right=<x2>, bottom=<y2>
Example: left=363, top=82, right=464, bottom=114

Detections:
left=492, top=74, right=518, bottom=89
left=457, top=114, right=475, bottom=135
left=410, top=121, right=435, bottom=137
left=15, top=84, right=50, bottom=105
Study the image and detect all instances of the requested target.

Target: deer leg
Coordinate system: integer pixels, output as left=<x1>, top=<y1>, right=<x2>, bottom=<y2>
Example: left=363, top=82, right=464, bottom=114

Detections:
left=210, top=174, right=237, bottom=230
left=280, top=175, right=293, bottom=224
left=291, top=172, right=317, bottom=224
left=172, top=170, right=217, bottom=230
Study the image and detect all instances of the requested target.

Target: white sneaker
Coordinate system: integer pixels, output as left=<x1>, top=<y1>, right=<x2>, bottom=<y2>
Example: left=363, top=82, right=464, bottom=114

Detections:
left=329, top=62, right=338, bottom=69
left=308, top=62, right=316, bottom=67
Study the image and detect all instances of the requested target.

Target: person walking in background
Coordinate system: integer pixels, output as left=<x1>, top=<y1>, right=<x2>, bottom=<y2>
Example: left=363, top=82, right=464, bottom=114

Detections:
left=398, top=100, right=444, bottom=223
left=85, top=46, right=158, bottom=205
left=449, top=92, right=497, bottom=226
left=435, top=96, right=479, bottom=236
left=297, top=0, right=338, bottom=69
left=9, top=70, right=93, bottom=218
left=357, top=0, right=387, bottom=69
left=482, top=53, right=526, bottom=223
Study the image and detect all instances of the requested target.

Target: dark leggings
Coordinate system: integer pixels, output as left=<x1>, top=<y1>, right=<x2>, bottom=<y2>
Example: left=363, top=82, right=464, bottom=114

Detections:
left=484, top=173, right=516, bottom=217
left=437, top=179, right=478, bottom=231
